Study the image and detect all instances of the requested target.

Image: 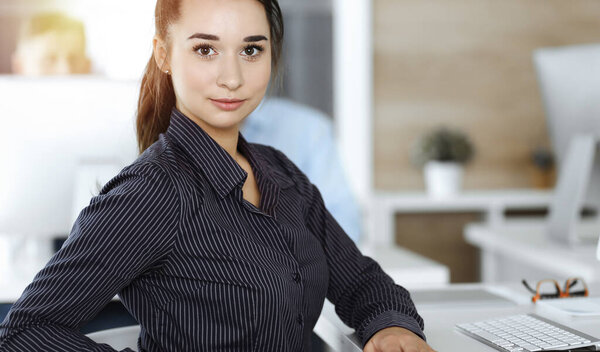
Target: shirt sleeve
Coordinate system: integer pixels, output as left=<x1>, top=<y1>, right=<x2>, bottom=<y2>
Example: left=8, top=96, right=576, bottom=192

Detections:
left=0, top=162, right=180, bottom=351
left=294, top=117, right=363, bottom=243
left=305, top=184, right=426, bottom=346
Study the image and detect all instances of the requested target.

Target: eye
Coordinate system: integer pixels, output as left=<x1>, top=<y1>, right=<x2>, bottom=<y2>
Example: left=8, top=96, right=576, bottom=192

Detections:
left=241, top=45, right=264, bottom=59
left=193, top=44, right=217, bottom=58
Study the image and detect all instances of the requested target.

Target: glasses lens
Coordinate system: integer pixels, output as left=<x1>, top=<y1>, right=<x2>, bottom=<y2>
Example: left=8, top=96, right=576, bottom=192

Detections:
left=565, top=278, right=587, bottom=296
left=537, top=279, right=560, bottom=298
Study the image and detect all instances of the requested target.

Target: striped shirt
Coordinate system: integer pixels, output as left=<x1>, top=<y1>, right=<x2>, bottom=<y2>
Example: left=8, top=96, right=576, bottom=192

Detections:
left=0, top=109, right=425, bottom=351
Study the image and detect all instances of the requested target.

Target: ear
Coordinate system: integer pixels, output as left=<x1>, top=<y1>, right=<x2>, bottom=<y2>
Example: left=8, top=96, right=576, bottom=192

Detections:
left=153, top=36, right=171, bottom=73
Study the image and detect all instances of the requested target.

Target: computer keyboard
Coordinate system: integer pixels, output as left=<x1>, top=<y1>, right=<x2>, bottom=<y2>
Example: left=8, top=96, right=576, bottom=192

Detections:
left=456, top=314, right=600, bottom=351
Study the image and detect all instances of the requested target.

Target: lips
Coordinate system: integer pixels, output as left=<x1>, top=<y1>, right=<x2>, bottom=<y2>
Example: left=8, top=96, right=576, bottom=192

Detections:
left=210, top=98, right=246, bottom=111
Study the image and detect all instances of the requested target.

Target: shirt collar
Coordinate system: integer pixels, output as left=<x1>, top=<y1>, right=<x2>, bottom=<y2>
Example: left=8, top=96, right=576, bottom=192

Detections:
left=166, top=108, right=292, bottom=200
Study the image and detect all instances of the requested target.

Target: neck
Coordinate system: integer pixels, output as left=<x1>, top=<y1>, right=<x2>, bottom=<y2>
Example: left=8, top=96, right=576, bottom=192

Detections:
left=209, top=126, right=240, bottom=161
left=175, top=104, right=242, bottom=161
left=189, top=117, right=241, bottom=160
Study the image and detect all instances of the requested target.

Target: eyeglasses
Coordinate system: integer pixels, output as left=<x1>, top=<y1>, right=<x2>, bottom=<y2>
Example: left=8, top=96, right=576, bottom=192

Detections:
left=522, top=278, right=589, bottom=303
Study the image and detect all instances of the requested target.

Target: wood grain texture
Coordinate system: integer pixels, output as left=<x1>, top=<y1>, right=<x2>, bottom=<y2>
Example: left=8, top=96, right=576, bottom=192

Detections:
left=395, top=212, right=483, bottom=283
left=374, top=0, right=600, bottom=190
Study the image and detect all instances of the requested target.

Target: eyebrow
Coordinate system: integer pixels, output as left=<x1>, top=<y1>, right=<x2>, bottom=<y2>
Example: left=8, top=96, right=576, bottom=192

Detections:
left=243, top=35, right=268, bottom=42
left=187, top=33, right=268, bottom=42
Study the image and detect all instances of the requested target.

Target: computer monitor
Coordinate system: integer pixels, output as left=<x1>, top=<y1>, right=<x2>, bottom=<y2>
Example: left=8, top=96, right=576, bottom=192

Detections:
left=0, top=76, right=139, bottom=238
left=533, top=43, right=600, bottom=245
left=533, top=43, right=600, bottom=209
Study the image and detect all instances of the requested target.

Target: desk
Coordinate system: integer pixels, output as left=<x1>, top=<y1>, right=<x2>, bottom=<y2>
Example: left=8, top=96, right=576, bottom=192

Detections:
left=465, top=221, right=600, bottom=283
left=315, top=282, right=600, bottom=351
left=367, top=190, right=553, bottom=246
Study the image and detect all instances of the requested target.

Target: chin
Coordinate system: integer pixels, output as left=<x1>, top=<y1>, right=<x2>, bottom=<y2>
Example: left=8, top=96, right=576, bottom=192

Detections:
left=207, top=111, right=246, bottom=130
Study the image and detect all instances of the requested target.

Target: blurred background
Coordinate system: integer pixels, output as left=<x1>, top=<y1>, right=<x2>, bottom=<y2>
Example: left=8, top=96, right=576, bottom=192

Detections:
left=1, top=0, right=600, bottom=304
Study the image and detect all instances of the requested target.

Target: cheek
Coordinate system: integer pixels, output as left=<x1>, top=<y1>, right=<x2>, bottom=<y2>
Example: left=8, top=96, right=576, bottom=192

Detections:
left=246, top=62, right=272, bottom=93
left=173, top=55, right=214, bottom=95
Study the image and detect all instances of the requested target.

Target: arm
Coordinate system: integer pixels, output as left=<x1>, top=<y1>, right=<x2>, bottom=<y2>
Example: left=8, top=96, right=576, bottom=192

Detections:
left=266, top=145, right=425, bottom=347
left=304, top=184, right=425, bottom=347
left=0, top=162, right=179, bottom=351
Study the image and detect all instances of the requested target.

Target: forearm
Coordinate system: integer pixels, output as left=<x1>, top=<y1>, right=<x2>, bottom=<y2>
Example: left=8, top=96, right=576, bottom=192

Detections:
left=305, top=185, right=425, bottom=344
left=331, top=257, right=425, bottom=345
left=0, top=320, right=132, bottom=352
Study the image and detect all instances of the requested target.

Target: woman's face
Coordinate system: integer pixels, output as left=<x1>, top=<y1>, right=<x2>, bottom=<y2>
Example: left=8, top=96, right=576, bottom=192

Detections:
left=159, top=0, right=272, bottom=134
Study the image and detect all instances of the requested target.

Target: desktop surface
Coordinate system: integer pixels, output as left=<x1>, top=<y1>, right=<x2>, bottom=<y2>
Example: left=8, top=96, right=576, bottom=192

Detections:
left=317, top=282, right=600, bottom=352
left=465, top=220, right=600, bottom=283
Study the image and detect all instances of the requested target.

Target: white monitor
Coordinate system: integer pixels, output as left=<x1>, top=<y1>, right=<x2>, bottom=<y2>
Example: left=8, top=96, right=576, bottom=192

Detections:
left=0, top=76, right=140, bottom=238
left=533, top=43, right=600, bottom=210
left=533, top=44, right=600, bottom=245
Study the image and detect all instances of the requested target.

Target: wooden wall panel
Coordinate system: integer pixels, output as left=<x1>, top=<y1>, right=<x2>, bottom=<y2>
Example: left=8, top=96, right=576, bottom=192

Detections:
left=373, top=0, right=600, bottom=190
left=395, top=212, right=483, bottom=283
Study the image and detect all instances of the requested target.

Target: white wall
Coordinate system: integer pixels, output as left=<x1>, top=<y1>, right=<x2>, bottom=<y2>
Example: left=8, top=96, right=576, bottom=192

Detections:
left=333, top=0, right=373, bottom=207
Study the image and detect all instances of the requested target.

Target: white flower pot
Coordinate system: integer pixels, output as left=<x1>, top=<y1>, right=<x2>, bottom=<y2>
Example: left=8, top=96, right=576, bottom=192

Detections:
left=424, top=161, right=464, bottom=198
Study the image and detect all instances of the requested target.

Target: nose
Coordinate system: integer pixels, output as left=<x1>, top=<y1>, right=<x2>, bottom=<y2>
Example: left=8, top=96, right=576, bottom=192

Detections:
left=216, top=55, right=244, bottom=91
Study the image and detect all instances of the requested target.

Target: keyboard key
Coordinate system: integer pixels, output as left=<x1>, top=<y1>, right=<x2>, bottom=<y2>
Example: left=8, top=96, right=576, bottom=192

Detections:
left=456, top=314, right=599, bottom=352
left=473, top=330, right=503, bottom=342
left=545, top=343, right=569, bottom=349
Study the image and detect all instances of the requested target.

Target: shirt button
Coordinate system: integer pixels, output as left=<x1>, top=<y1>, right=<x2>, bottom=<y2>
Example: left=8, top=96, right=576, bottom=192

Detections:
left=296, top=314, right=303, bottom=325
left=292, top=272, right=301, bottom=283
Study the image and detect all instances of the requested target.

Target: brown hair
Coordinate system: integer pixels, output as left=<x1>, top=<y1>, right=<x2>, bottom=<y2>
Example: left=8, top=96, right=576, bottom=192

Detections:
left=136, top=0, right=284, bottom=154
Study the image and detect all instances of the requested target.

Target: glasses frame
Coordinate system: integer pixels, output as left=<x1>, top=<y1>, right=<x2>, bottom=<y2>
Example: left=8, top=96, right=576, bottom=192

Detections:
left=522, top=277, right=589, bottom=303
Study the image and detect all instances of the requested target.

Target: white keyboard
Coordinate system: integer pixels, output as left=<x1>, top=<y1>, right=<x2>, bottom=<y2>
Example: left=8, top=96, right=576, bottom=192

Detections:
left=456, top=314, right=600, bottom=351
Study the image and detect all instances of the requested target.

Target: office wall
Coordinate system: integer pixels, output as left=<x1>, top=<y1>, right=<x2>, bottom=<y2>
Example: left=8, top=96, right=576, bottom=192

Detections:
left=373, top=0, right=600, bottom=191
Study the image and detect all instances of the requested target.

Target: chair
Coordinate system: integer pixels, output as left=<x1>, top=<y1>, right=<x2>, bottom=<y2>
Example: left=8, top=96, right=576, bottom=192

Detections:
left=86, top=325, right=140, bottom=350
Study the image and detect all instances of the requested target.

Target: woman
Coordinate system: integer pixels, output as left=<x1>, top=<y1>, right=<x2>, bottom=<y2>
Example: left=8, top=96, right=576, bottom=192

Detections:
left=0, top=0, right=435, bottom=351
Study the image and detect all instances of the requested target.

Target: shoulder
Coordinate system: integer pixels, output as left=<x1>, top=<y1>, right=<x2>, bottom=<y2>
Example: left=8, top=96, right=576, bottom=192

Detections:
left=99, top=134, right=182, bottom=198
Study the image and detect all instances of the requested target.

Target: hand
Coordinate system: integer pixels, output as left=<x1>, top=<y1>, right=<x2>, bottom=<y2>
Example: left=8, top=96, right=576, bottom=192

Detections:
left=363, top=327, right=437, bottom=352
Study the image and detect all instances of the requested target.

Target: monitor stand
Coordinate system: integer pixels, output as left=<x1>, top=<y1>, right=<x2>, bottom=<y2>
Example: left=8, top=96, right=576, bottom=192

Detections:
left=546, top=134, right=600, bottom=246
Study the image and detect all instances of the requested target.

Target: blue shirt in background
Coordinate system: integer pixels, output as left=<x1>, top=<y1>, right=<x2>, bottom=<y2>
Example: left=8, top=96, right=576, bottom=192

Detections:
left=242, top=98, right=362, bottom=243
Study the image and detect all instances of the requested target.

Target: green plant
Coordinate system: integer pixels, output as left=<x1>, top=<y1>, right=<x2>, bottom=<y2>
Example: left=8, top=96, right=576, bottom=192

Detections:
left=411, top=126, right=474, bottom=167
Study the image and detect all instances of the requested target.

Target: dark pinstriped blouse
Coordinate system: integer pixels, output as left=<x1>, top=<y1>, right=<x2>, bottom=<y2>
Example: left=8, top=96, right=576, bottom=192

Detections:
left=0, top=109, right=425, bottom=351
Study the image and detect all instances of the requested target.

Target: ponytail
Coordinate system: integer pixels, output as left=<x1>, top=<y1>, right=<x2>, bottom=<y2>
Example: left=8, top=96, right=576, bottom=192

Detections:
left=136, top=54, right=176, bottom=154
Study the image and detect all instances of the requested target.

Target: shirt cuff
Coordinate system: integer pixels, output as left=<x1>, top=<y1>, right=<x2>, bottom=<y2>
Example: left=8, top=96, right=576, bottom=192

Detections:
left=358, top=310, right=426, bottom=347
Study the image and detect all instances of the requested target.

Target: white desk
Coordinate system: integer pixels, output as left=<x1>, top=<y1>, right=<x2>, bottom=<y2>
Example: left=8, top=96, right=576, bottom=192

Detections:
left=359, top=245, right=449, bottom=288
left=6, top=278, right=600, bottom=351
left=465, top=221, right=600, bottom=283
left=316, top=282, right=600, bottom=352
left=367, top=190, right=553, bottom=246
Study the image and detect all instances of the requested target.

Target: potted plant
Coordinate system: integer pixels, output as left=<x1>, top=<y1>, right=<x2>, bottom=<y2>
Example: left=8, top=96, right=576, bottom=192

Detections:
left=411, top=126, right=474, bottom=197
